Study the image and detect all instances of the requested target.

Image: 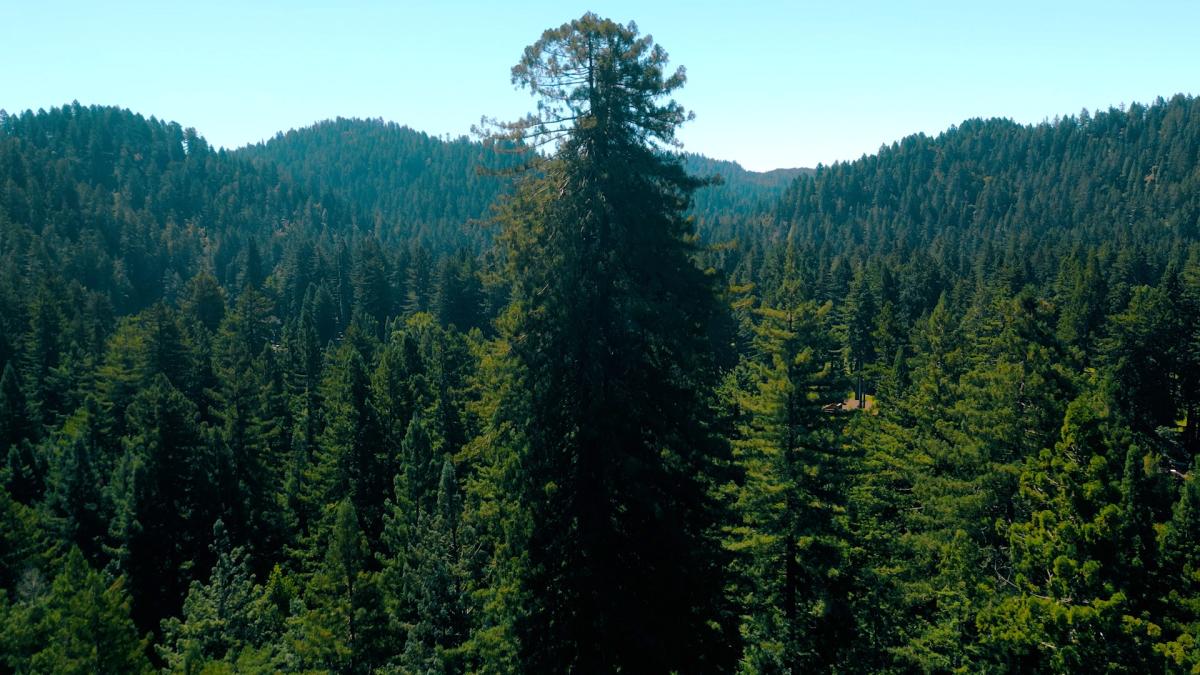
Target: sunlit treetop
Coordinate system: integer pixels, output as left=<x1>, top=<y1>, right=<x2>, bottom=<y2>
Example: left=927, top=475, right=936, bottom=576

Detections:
left=482, top=12, right=693, bottom=150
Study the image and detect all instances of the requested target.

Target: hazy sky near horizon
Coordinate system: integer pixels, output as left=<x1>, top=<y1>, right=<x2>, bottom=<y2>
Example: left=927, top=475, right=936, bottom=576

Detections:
left=3, top=1, right=1198, bottom=171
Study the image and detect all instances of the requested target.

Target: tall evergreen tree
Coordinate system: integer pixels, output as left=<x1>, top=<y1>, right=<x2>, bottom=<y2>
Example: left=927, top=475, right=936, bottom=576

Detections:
left=481, top=14, right=737, bottom=671
left=0, top=362, right=30, bottom=453
left=842, top=269, right=878, bottom=406
left=979, top=375, right=1165, bottom=671
left=111, top=374, right=220, bottom=632
left=290, top=500, right=388, bottom=674
left=44, top=417, right=107, bottom=563
left=304, top=341, right=389, bottom=547
left=21, top=284, right=67, bottom=431
left=402, top=457, right=470, bottom=674
left=211, top=287, right=284, bottom=563
left=1157, top=456, right=1200, bottom=670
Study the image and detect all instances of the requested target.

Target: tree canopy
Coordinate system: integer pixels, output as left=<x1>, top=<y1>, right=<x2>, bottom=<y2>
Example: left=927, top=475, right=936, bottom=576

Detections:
left=1, top=14, right=1199, bottom=674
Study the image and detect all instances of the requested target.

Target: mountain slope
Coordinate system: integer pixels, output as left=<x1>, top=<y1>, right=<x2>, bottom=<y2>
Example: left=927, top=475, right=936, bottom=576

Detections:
left=680, top=153, right=811, bottom=242
left=769, top=95, right=1200, bottom=278
left=237, top=118, right=521, bottom=251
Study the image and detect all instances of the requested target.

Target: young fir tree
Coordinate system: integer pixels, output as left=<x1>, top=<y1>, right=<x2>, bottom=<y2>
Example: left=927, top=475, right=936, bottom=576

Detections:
left=0, top=361, right=43, bottom=506
left=43, top=411, right=108, bottom=564
left=181, top=271, right=226, bottom=334
left=158, top=520, right=267, bottom=670
left=1157, top=456, right=1200, bottom=670
left=479, top=13, right=737, bottom=672
left=842, top=269, right=878, bottom=407
left=304, top=339, right=389, bottom=549
left=401, top=457, right=470, bottom=674
left=110, top=373, right=220, bottom=633
left=978, top=374, right=1166, bottom=671
left=211, top=287, right=286, bottom=565
left=21, top=284, right=67, bottom=432
left=850, top=291, right=1076, bottom=671
left=289, top=499, right=388, bottom=674
left=0, top=362, right=31, bottom=454
left=0, top=548, right=151, bottom=674
left=726, top=298, right=854, bottom=672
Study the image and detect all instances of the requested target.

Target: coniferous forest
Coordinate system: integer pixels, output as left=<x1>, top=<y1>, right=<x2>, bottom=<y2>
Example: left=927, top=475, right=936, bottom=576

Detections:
left=2, top=13, right=1200, bottom=674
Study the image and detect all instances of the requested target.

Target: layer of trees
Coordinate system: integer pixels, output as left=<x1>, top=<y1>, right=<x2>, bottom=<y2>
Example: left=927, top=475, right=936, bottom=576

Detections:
left=2, top=13, right=1200, bottom=673
left=237, top=119, right=520, bottom=252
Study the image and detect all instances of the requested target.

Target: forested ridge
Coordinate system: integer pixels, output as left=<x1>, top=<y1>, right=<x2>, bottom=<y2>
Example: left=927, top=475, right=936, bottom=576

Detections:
left=236, top=119, right=520, bottom=252
left=1, top=13, right=1199, bottom=674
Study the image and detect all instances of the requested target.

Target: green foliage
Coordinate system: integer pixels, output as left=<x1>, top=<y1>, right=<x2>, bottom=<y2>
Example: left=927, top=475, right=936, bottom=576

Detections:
left=289, top=500, right=388, bottom=674
left=978, top=375, right=1165, bottom=671
left=725, top=298, right=855, bottom=671
left=0, top=27, right=1199, bottom=675
left=401, top=458, right=470, bottom=674
left=43, top=405, right=108, bottom=563
left=0, top=362, right=31, bottom=452
left=238, top=117, right=523, bottom=252
left=304, top=340, right=389, bottom=547
left=112, top=373, right=220, bottom=631
left=0, top=548, right=151, bottom=674
left=158, top=521, right=267, bottom=670
left=1158, top=458, right=1200, bottom=670
left=479, top=13, right=738, bottom=672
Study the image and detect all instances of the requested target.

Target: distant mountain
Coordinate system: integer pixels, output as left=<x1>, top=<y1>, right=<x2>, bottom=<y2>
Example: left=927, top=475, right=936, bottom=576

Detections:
left=0, top=102, right=353, bottom=316
left=0, top=105, right=802, bottom=335
left=237, top=119, right=806, bottom=249
left=767, top=95, right=1200, bottom=275
left=680, top=153, right=812, bottom=241
left=236, top=118, right=523, bottom=251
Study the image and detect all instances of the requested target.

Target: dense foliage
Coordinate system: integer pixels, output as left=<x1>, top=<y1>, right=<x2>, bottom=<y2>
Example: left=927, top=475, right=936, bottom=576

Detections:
left=2, top=13, right=1199, bottom=673
left=237, top=119, right=519, bottom=252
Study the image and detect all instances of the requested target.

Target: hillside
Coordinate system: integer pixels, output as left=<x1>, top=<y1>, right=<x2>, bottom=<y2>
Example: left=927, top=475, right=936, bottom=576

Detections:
left=237, top=118, right=808, bottom=248
left=0, top=88, right=1197, bottom=673
left=774, top=97, right=1198, bottom=260
left=237, top=118, right=521, bottom=251
left=679, top=152, right=811, bottom=240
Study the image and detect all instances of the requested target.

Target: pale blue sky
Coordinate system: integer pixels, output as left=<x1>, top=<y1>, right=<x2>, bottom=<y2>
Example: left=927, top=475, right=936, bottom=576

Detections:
left=3, top=1, right=1197, bottom=171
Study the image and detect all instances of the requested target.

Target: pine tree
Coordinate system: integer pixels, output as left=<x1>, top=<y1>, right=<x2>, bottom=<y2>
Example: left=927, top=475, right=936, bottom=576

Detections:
left=0, top=548, right=151, bottom=674
left=111, top=373, right=220, bottom=632
left=850, top=291, right=1076, bottom=671
left=480, top=13, right=737, bottom=671
left=0, top=361, right=43, bottom=506
left=371, top=327, right=428, bottom=478
left=727, top=298, right=854, bottom=672
left=403, top=413, right=442, bottom=517
left=405, top=242, right=434, bottom=316
left=157, top=519, right=289, bottom=671
left=21, top=284, right=66, bottom=431
left=44, top=423, right=107, bottom=562
left=0, top=480, right=45, bottom=592
left=843, top=269, right=878, bottom=406
left=182, top=271, right=226, bottom=333
left=290, top=500, right=388, bottom=674
left=305, top=341, right=389, bottom=547
left=241, top=238, right=266, bottom=290
left=211, top=287, right=284, bottom=563
left=402, top=457, right=470, bottom=674
left=1157, top=457, right=1200, bottom=670
left=352, top=237, right=393, bottom=330
left=434, top=252, right=484, bottom=333
left=978, top=375, right=1164, bottom=671
left=0, top=361, right=30, bottom=453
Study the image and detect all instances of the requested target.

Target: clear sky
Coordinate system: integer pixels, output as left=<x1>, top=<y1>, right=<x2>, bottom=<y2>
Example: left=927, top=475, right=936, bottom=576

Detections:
left=3, top=0, right=1198, bottom=171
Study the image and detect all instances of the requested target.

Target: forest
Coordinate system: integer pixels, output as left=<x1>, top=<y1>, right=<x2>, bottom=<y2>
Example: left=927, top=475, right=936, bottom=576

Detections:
left=1, top=12, right=1199, bottom=674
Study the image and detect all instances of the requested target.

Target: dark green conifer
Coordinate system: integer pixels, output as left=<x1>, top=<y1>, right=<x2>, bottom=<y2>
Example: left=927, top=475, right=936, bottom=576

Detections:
left=480, top=13, right=737, bottom=671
